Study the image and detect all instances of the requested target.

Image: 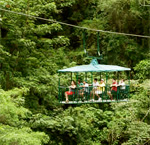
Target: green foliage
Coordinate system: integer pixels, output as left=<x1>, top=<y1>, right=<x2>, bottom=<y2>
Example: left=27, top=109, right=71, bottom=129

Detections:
left=0, top=88, right=30, bottom=125
left=134, top=59, right=150, bottom=80
left=0, top=88, right=49, bottom=144
left=0, top=0, right=150, bottom=144
left=30, top=106, right=113, bottom=145
left=0, top=125, right=49, bottom=145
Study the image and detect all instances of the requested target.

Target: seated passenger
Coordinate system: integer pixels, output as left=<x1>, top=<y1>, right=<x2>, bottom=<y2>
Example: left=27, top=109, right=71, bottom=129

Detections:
left=90, top=78, right=99, bottom=101
left=119, top=79, right=126, bottom=90
left=95, top=79, right=105, bottom=101
left=108, top=79, right=117, bottom=100
left=77, top=79, right=84, bottom=93
left=65, top=80, right=76, bottom=103
left=81, top=80, right=89, bottom=99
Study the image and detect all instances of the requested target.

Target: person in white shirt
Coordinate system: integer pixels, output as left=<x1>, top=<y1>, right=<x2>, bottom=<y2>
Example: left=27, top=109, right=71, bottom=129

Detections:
left=83, top=80, right=89, bottom=92
left=80, top=80, right=89, bottom=100
left=90, top=78, right=99, bottom=101
left=119, top=79, right=126, bottom=90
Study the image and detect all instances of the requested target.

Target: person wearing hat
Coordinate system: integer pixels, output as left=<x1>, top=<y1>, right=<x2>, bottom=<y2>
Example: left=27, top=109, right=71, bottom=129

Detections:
left=95, top=79, right=105, bottom=101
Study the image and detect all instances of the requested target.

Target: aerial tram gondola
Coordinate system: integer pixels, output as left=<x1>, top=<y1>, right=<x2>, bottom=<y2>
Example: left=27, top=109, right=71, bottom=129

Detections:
left=58, top=31, right=131, bottom=104
left=0, top=7, right=149, bottom=105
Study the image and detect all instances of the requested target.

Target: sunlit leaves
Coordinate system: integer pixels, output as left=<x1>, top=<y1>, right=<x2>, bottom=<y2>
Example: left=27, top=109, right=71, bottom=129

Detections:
left=34, top=23, right=62, bottom=35
left=134, top=59, right=150, bottom=80
left=0, top=125, right=49, bottom=145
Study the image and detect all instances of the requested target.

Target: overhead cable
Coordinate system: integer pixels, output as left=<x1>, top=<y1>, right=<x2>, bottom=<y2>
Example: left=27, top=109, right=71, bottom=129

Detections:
left=0, top=8, right=150, bottom=39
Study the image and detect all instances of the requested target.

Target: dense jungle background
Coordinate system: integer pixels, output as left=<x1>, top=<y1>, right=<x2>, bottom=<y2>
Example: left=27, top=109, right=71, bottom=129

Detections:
left=0, top=0, right=150, bottom=144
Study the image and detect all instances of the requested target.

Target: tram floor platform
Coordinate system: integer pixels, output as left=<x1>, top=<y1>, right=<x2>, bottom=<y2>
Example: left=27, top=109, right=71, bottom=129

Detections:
left=60, top=99, right=128, bottom=104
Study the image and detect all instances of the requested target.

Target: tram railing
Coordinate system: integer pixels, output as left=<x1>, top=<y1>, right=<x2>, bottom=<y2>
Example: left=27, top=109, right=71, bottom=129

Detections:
left=58, top=85, right=130, bottom=103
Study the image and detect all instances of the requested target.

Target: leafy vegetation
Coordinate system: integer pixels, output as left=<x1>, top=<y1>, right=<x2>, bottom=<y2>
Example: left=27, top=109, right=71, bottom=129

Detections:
left=0, top=0, right=150, bottom=144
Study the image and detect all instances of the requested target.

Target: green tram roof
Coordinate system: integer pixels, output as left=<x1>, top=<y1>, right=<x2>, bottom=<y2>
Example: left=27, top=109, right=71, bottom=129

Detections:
left=58, top=59, right=131, bottom=73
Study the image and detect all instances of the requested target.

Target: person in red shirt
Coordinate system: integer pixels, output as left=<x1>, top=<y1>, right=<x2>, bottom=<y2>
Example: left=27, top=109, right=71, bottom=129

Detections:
left=108, top=79, right=118, bottom=100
